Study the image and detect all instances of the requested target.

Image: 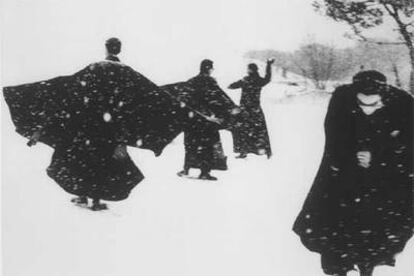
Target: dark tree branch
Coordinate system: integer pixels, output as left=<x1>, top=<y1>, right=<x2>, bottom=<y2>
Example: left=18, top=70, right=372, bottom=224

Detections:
left=314, top=0, right=414, bottom=93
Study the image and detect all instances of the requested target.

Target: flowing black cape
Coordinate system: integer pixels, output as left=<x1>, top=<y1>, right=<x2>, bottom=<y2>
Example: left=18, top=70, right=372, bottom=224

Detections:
left=3, top=62, right=242, bottom=199
left=293, top=84, right=413, bottom=273
left=3, top=62, right=192, bottom=200
left=3, top=61, right=190, bottom=155
left=162, top=76, right=239, bottom=171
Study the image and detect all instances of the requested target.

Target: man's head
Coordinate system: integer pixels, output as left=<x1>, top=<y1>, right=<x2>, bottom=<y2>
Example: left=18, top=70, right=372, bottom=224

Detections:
left=247, top=63, right=258, bottom=76
left=105, top=37, right=122, bottom=56
left=353, top=70, right=387, bottom=95
left=200, top=59, right=214, bottom=75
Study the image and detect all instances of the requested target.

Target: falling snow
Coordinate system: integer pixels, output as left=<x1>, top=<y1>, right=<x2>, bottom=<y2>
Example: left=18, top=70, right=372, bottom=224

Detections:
left=2, top=62, right=413, bottom=276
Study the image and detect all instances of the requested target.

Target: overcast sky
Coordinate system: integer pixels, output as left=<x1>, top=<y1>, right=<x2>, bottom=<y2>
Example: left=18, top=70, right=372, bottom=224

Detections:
left=1, top=0, right=355, bottom=85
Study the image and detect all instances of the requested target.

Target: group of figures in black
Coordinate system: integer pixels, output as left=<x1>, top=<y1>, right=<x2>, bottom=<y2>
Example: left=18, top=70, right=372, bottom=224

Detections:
left=3, top=38, right=413, bottom=276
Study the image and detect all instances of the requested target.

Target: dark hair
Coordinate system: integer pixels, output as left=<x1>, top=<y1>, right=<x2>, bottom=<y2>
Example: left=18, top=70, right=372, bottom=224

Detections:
left=105, top=37, right=122, bottom=55
left=353, top=70, right=386, bottom=84
left=248, top=63, right=258, bottom=72
left=200, top=59, right=213, bottom=74
left=353, top=70, right=387, bottom=95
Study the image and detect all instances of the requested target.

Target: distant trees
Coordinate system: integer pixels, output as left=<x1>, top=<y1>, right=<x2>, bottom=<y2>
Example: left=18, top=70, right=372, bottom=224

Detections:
left=313, top=0, right=414, bottom=93
left=247, top=43, right=355, bottom=90
left=246, top=41, right=409, bottom=90
left=289, top=43, right=353, bottom=89
left=350, top=42, right=408, bottom=88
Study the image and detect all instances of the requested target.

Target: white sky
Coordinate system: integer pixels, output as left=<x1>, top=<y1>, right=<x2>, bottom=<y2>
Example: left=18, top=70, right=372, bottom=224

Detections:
left=1, top=0, right=354, bottom=85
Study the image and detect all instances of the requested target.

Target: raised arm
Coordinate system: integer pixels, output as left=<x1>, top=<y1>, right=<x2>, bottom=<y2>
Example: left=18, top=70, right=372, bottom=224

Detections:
left=261, top=59, right=274, bottom=86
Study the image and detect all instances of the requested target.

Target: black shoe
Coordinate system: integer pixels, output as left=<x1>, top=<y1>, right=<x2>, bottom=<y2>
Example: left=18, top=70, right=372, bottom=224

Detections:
left=71, top=196, right=88, bottom=205
left=199, top=174, right=218, bottom=181
left=235, top=153, right=247, bottom=159
left=91, top=198, right=108, bottom=211
left=177, top=170, right=189, bottom=177
left=358, top=264, right=373, bottom=276
left=90, top=203, right=108, bottom=211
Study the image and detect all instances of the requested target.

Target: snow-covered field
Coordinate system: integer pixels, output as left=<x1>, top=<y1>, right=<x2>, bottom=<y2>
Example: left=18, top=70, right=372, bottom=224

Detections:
left=2, top=83, right=413, bottom=276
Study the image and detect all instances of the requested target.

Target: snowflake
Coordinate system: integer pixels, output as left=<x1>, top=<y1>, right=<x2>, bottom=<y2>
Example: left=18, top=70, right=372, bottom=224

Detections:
left=103, top=112, right=112, bottom=122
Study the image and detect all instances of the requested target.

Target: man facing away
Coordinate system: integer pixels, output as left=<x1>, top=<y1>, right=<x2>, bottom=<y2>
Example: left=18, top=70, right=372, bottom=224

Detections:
left=177, top=59, right=238, bottom=180
left=105, top=37, right=121, bottom=62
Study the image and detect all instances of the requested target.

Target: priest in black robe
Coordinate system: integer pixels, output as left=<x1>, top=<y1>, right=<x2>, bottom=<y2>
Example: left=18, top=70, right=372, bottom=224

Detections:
left=175, top=59, right=238, bottom=181
left=228, top=59, right=274, bottom=159
left=3, top=60, right=189, bottom=210
left=293, top=71, right=413, bottom=276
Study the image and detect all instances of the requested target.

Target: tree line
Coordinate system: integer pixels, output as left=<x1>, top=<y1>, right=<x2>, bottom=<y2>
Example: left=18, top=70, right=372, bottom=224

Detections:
left=314, top=0, right=414, bottom=93
left=246, top=42, right=409, bottom=91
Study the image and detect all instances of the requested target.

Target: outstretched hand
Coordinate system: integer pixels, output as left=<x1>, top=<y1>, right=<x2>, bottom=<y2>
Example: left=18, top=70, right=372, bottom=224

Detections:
left=113, top=145, right=128, bottom=160
left=357, top=151, right=372, bottom=169
left=206, top=115, right=223, bottom=125
left=267, top=58, right=275, bottom=65
left=231, top=107, right=241, bottom=115
left=27, top=130, right=42, bottom=147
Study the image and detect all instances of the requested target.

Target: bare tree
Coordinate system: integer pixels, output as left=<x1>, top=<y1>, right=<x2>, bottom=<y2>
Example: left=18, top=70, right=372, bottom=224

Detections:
left=392, top=63, right=403, bottom=87
left=313, top=0, right=414, bottom=93
left=291, top=43, right=352, bottom=89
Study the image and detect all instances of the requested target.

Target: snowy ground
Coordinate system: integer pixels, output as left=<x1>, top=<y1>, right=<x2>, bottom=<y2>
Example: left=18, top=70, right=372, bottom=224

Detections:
left=2, top=85, right=413, bottom=276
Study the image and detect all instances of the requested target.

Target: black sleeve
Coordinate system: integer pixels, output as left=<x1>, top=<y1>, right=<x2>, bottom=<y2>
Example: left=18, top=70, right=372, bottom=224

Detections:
left=376, top=91, right=413, bottom=173
left=259, top=62, right=272, bottom=86
left=206, top=78, right=238, bottom=129
left=323, top=87, right=353, bottom=169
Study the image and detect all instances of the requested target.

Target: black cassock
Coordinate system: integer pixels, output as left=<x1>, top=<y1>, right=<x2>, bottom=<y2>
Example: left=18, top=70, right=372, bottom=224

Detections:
left=162, top=75, right=237, bottom=172
left=3, top=61, right=189, bottom=201
left=229, top=64, right=272, bottom=157
left=293, top=85, right=413, bottom=274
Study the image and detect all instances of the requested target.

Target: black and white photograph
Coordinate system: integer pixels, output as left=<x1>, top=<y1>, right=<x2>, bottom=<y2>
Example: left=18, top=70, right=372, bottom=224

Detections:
left=1, top=1, right=413, bottom=276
